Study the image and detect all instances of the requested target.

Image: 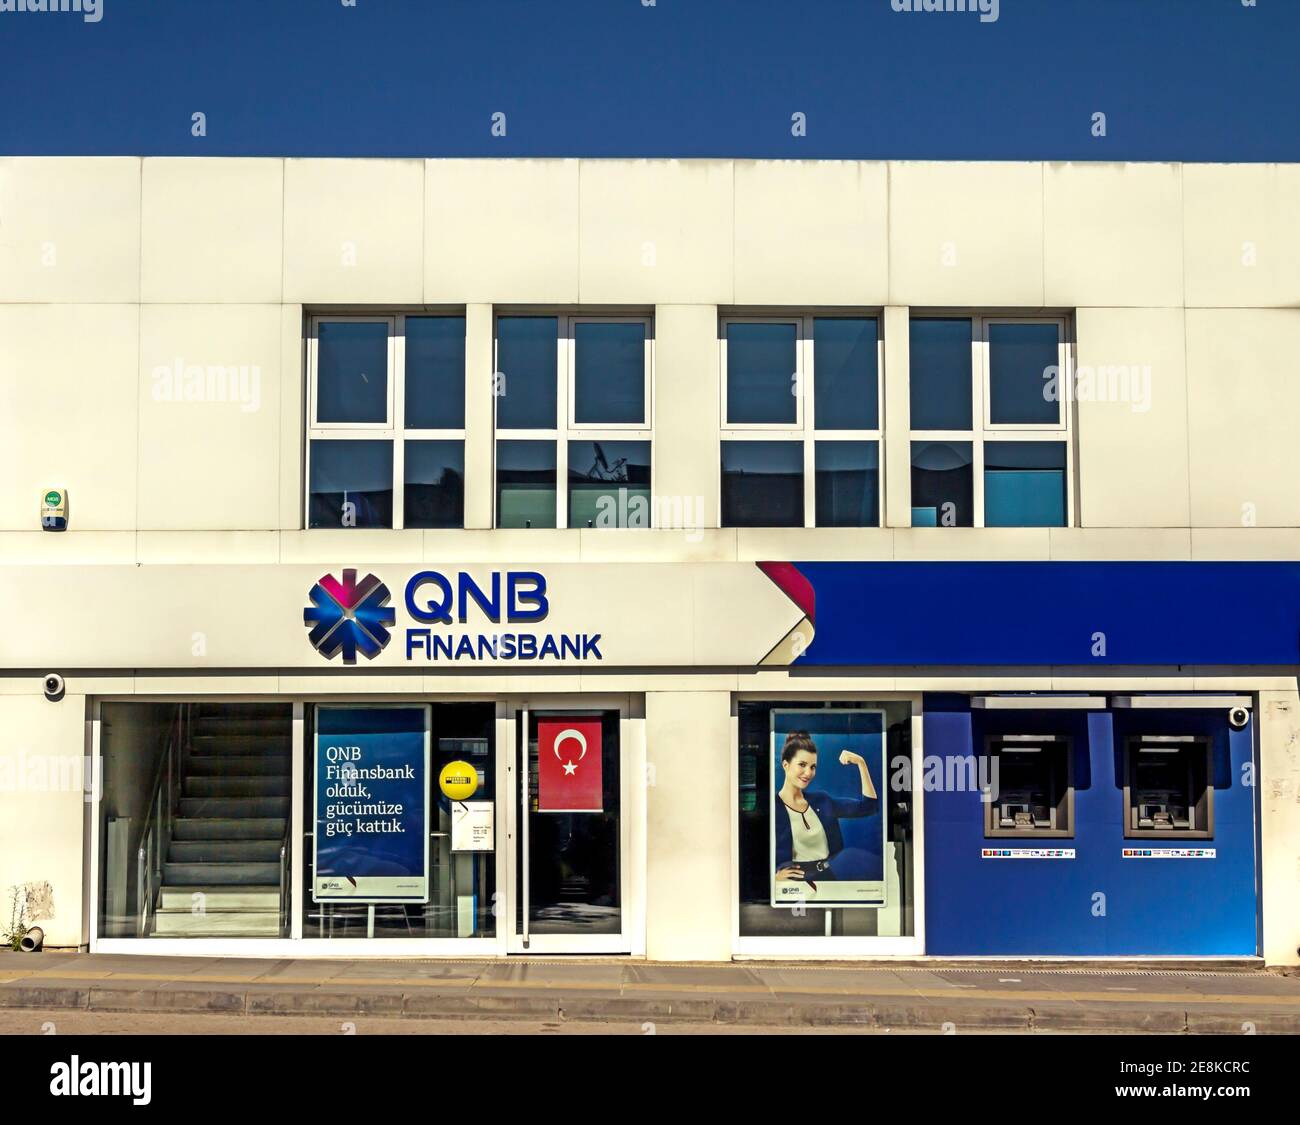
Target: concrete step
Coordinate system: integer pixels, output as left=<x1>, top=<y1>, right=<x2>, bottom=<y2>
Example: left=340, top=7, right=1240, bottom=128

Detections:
left=184, top=776, right=290, bottom=798
left=164, top=861, right=280, bottom=885
left=186, top=754, right=290, bottom=777
left=158, top=885, right=280, bottom=911
left=178, top=797, right=289, bottom=818
left=152, top=910, right=282, bottom=937
left=168, top=839, right=284, bottom=863
left=171, top=817, right=287, bottom=841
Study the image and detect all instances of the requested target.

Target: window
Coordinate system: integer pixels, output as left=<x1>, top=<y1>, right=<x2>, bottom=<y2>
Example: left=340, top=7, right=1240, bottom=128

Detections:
left=1123, top=735, right=1214, bottom=839
left=736, top=699, right=916, bottom=944
left=304, top=702, right=499, bottom=940
left=721, top=315, right=881, bottom=528
left=983, top=734, right=1074, bottom=838
left=97, top=702, right=293, bottom=940
left=307, top=315, right=466, bottom=529
left=494, top=314, right=653, bottom=528
left=909, top=316, right=1070, bottom=528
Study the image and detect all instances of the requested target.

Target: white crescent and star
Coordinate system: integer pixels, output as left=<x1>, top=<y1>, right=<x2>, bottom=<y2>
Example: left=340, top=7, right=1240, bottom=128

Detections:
left=553, top=728, right=587, bottom=777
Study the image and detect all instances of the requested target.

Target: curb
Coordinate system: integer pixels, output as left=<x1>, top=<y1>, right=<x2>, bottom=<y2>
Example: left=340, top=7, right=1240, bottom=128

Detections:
left=2, top=981, right=1299, bottom=1032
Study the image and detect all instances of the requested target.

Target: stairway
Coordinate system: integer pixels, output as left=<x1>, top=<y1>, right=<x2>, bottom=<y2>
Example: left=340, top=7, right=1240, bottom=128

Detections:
left=150, top=706, right=291, bottom=938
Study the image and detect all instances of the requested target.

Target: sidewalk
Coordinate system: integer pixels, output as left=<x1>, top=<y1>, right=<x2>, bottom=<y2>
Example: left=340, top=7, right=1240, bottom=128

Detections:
left=2, top=951, right=1298, bottom=1032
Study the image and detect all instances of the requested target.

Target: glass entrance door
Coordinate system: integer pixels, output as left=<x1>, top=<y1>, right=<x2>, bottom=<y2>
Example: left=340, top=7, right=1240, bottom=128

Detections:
left=508, top=707, right=630, bottom=953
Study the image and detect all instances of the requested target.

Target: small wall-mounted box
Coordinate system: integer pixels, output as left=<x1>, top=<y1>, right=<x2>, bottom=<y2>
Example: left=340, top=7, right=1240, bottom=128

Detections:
left=41, top=488, right=67, bottom=531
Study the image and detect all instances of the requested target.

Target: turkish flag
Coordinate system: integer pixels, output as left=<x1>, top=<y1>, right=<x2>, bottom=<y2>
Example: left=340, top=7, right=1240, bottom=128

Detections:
left=537, top=718, right=603, bottom=812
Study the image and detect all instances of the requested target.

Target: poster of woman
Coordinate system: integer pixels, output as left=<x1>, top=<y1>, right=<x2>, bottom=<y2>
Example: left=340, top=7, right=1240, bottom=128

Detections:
left=771, top=709, right=887, bottom=908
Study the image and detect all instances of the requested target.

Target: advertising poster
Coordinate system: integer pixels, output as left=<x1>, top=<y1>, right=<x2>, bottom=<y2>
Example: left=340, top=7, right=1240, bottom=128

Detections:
left=313, top=705, right=430, bottom=903
left=537, top=717, right=603, bottom=812
left=771, top=709, right=887, bottom=908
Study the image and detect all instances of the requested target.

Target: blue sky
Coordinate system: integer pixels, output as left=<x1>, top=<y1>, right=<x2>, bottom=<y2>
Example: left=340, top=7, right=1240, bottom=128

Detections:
left=0, top=0, right=1295, bottom=160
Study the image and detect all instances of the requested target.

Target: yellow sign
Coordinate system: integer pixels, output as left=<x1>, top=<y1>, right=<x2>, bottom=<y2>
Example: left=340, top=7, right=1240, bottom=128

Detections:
left=439, top=760, right=479, bottom=801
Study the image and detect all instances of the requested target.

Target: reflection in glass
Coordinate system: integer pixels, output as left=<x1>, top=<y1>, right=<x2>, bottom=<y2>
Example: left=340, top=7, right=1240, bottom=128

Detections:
left=984, top=441, right=1066, bottom=527
left=496, top=317, right=558, bottom=429
left=726, top=322, right=798, bottom=425
left=404, top=440, right=465, bottom=529
left=988, top=322, right=1060, bottom=425
left=568, top=440, right=651, bottom=528
left=496, top=440, right=556, bottom=528
left=814, top=318, right=878, bottom=430
left=815, top=441, right=879, bottom=527
left=309, top=439, right=393, bottom=528
left=721, top=440, right=803, bottom=528
left=910, top=440, right=972, bottom=527
left=405, top=316, right=465, bottom=430
left=317, top=321, right=388, bottom=423
left=574, top=322, right=646, bottom=425
left=909, top=318, right=972, bottom=431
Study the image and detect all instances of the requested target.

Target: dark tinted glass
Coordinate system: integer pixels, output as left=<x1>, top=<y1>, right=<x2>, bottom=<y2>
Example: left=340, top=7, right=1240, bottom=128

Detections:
left=309, top=439, right=393, bottom=528
left=404, top=440, right=465, bottom=529
left=988, top=322, right=1061, bottom=425
left=405, top=317, right=465, bottom=429
left=910, top=440, right=972, bottom=527
left=520, top=711, right=622, bottom=935
left=496, top=317, right=557, bottom=429
left=496, top=440, right=556, bottom=528
left=814, top=318, right=878, bottom=430
left=317, top=321, right=388, bottom=423
left=720, top=440, right=803, bottom=528
left=909, top=318, right=972, bottom=431
left=568, top=440, right=652, bottom=528
left=815, top=441, right=879, bottom=527
left=984, top=441, right=1066, bottom=527
left=726, top=322, right=798, bottom=425
left=574, top=322, right=646, bottom=425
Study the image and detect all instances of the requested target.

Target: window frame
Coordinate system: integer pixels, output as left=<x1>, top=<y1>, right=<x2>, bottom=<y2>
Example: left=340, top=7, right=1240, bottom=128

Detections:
left=493, top=310, right=655, bottom=530
left=307, top=315, right=397, bottom=431
left=566, top=314, right=655, bottom=432
left=729, top=691, right=927, bottom=958
left=719, top=312, right=884, bottom=529
left=305, top=312, right=468, bottom=531
left=981, top=316, right=1071, bottom=434
left=909, top=313, right=1074, bottom=529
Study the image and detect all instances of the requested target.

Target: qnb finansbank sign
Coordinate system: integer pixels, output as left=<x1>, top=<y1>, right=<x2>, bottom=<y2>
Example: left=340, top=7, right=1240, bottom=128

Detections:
left=3, top=561, right=804, bottom=670
left=304, top=568, right=603, bottom=666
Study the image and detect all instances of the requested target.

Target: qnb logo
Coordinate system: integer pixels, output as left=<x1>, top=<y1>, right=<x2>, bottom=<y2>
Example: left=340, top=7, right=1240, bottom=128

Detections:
left=304, top=569, right=395, bottom=664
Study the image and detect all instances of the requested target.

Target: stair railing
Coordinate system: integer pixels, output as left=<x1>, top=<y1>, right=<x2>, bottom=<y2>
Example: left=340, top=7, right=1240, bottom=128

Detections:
left=279, top=832, right=290, bottom=938
left=136, top=705, right=183, bottom=938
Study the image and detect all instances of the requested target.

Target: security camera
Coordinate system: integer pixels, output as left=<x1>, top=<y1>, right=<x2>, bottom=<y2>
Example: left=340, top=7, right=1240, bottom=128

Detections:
left=43, top=673, right=65, bottom=701
left=1228, top=706, right=1250, bottom=731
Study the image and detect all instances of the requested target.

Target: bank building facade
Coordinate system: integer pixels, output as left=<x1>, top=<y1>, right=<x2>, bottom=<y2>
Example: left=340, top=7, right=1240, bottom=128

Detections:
left=1, top=156, right=1297, bottom=964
